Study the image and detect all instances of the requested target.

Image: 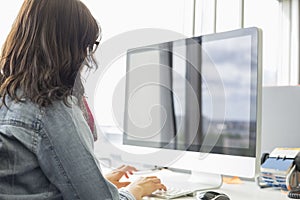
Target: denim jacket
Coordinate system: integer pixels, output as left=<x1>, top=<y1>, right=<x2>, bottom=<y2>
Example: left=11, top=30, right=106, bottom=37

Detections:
left=0, top=95, right=135, bottom=200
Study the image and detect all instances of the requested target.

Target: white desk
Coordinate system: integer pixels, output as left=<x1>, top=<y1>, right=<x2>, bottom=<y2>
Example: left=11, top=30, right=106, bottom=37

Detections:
left=143, top=180, right=290, bottom=200
left=142, top=179, right=290, bottom=200
left=138, top=171, right=290, bottom=200
left=102, top=166, right=290, bottom=200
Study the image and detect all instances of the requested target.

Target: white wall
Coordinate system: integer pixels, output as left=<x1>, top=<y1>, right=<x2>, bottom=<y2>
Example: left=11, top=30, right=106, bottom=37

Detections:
left=0, top=1, right=23, bottom=47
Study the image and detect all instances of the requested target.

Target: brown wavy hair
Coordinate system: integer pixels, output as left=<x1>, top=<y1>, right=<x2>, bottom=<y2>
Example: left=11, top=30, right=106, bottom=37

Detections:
left=0, top=0, right=100, bottom=107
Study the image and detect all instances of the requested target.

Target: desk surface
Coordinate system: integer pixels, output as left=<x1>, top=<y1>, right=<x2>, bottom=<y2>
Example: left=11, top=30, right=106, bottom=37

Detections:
left=143, top=179, right=290, bottom=200
left=102, top=166, right=290, bottom=200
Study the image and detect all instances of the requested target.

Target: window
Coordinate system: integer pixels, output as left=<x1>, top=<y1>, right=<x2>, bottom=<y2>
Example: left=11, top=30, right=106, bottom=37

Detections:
left=244, top=0, right=281, bottom=85
left=194, top=0, right=299, bottom=86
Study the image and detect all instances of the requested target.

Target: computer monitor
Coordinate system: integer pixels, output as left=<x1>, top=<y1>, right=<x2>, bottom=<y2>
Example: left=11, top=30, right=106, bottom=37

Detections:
left=122, top=27, right=262, bottom=182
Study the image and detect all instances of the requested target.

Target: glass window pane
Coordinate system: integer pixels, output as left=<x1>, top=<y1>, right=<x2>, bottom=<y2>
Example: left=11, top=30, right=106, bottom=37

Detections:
left=195, top=0, right=217, bottom=35
left=216, top=0, right=242, bottom=32
left=244, top=0, right=280, bottom=86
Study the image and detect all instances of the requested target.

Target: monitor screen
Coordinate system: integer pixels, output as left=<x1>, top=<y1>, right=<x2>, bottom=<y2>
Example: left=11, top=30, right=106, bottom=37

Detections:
left=123, top=27, right=262, bottom=177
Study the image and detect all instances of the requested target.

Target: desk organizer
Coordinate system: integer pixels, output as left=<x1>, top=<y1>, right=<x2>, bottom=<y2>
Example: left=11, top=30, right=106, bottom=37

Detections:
left=260, top=148, right=300, bottom=190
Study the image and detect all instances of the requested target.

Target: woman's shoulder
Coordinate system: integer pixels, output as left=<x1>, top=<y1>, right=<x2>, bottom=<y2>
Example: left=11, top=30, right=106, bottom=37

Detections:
left=43, top=96, right=81, bottom=119
left=0, top=95, right=81, bottom=131
left=0, top=95, right=42, bottom=129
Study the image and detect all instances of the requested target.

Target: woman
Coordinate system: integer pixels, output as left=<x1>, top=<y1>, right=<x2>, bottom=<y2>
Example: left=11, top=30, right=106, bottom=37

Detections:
left=0, top=0, right=166, bottom=199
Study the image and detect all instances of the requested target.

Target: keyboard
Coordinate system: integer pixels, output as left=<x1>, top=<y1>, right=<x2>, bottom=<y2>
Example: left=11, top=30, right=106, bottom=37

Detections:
left=151, top=187, right=194, bottom=199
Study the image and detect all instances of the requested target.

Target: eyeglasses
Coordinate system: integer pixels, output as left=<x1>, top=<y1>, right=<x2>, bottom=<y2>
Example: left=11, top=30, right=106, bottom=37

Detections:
left=87, top=32, right=102, bottom=55
left=88, top=41, right=100, bottom=55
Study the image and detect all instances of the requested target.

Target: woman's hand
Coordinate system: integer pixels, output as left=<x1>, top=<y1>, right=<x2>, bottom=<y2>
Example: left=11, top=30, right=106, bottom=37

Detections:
left=105, top=165, right=137, bottom=188
left=127, top=176, right=167, bottom=200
